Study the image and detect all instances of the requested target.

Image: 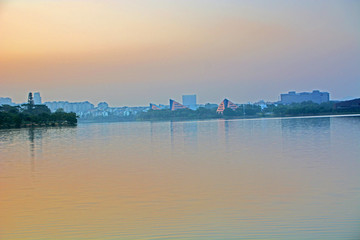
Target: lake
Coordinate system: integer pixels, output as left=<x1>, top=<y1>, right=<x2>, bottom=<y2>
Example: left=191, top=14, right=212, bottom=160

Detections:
left=1, top=116, right=359, bottom=239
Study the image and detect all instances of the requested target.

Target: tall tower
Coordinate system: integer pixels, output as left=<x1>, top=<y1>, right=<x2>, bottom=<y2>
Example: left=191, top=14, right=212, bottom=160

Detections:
left=28, top=92, right=34, bottom=110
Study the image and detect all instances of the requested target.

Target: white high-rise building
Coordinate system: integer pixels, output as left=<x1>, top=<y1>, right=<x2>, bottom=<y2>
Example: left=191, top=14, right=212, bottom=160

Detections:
left=182, top=95, right=197, bottom=110
left=34, top=92, right=42, bottom=105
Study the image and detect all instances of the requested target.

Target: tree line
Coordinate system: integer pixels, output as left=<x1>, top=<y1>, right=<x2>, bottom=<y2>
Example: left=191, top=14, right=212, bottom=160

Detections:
left=0, top=104, right=77, bottom=128
left=2, top=101, right=359, bottom=127
left=137, top=101, right=360, bottom=121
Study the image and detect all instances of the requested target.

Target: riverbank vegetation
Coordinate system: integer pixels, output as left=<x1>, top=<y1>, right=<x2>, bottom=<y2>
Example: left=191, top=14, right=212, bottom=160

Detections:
left=2, top=101, right=359, bottom=127
left=137, top=101, right=360, bottom=121
left=265, top=101, right=360, bottom=117
left=0, top=105, right=77, bottom=128
left=137, top=107, right=220, bottom=121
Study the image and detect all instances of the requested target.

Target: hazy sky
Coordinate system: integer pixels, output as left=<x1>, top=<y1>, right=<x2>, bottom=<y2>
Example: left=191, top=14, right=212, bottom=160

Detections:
left=0, top=0, right=359, bottom=106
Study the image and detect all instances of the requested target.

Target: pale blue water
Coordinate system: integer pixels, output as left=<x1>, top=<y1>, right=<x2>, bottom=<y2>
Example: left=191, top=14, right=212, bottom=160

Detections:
left=0, top=115, right=359, bottom=239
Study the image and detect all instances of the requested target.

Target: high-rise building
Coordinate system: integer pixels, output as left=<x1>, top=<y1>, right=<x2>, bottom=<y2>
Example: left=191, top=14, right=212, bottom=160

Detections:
left=34, top=92, right=42, bottom=105
left=280, top=90, right=330, bottom=104
left=182, top=95, right=197, bottom=110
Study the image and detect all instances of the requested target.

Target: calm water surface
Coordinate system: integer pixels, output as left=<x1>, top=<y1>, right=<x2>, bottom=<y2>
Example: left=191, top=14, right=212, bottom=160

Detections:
left=1, top=116, right=360, bottom=239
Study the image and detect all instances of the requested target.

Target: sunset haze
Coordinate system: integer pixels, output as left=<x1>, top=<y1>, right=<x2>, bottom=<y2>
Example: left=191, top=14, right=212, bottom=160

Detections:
left=1, top=0, right=359, bottom=105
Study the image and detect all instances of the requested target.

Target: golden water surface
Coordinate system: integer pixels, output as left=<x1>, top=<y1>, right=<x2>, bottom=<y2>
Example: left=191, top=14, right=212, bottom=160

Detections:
left=1, top=116, right=359, bottom=239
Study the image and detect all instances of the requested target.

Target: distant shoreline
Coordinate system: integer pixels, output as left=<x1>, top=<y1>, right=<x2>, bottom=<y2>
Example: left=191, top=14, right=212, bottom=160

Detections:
left=1, top=113, right=359, bottom=129
left=0, top=122, right=77, bottom=130
left=78, top=112, right=360, bottom=124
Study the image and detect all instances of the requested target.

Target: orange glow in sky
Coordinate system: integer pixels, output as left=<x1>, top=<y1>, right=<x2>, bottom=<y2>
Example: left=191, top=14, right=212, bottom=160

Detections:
left=0, top=0, right=359, bottom=105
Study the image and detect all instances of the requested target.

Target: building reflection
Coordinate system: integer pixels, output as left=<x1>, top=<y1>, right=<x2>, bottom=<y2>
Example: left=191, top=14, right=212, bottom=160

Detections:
left=218, top=119, right=249, bottom=153
left=281, top=117, right=331, bottom=139
left=281, top=117, right=331, bottom=159
left=28, top=128, right=35, bottom=172
left=170, top=121, right=198, bottom=153
left=219, top=120, right=230, bottom=146
left=28, top=127, right=45, bottom=172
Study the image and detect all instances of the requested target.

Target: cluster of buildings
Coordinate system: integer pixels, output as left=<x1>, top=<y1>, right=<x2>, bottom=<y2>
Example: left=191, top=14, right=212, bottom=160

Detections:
left=151, top=95, right=247, bottom=114
left=45, top=101, right=94, bottom=116
left=0, top=93, right=147, bottom=119
left=150, top=95, right=198, bottom=111
left=0, top=97, right=15, bottom=106
left=149, top=90, right=332, bottom=114
left=44, top=100, right=147, bottom=118
left=151, top=96, right=239, bottom=114
left=1, top=92, right=42, bottom=106
left=1, top=90, right=339, bottom=117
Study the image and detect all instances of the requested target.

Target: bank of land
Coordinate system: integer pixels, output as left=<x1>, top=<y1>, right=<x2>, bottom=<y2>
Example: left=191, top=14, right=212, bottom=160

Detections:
left=137, top=101, right=360, bottom=121
left=0, top=105, right=77, bottom=128
left=2, top=101, right=360, bottom=128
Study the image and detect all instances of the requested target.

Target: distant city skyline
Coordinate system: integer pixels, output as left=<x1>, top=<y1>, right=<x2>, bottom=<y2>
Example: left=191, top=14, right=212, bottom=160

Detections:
left=0, top=89, right=336, bottom=107
left=1, top=1, right=359, bottom=106
left=0, top=89, right=354, bottom=108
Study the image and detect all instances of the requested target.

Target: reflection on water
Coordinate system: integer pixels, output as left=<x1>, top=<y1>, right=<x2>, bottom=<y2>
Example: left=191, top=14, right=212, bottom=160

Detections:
left=28, top=128, right=46, bottom=172
left=281, top=117, right=331, bottom=162
left=170, top=121, right=198, bottom=153
left=0, top=116, right=359, bottom=240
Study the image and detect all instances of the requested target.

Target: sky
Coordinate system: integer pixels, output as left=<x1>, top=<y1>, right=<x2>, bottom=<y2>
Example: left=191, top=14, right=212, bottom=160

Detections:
left=0, top=0, right=359, bottom=106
